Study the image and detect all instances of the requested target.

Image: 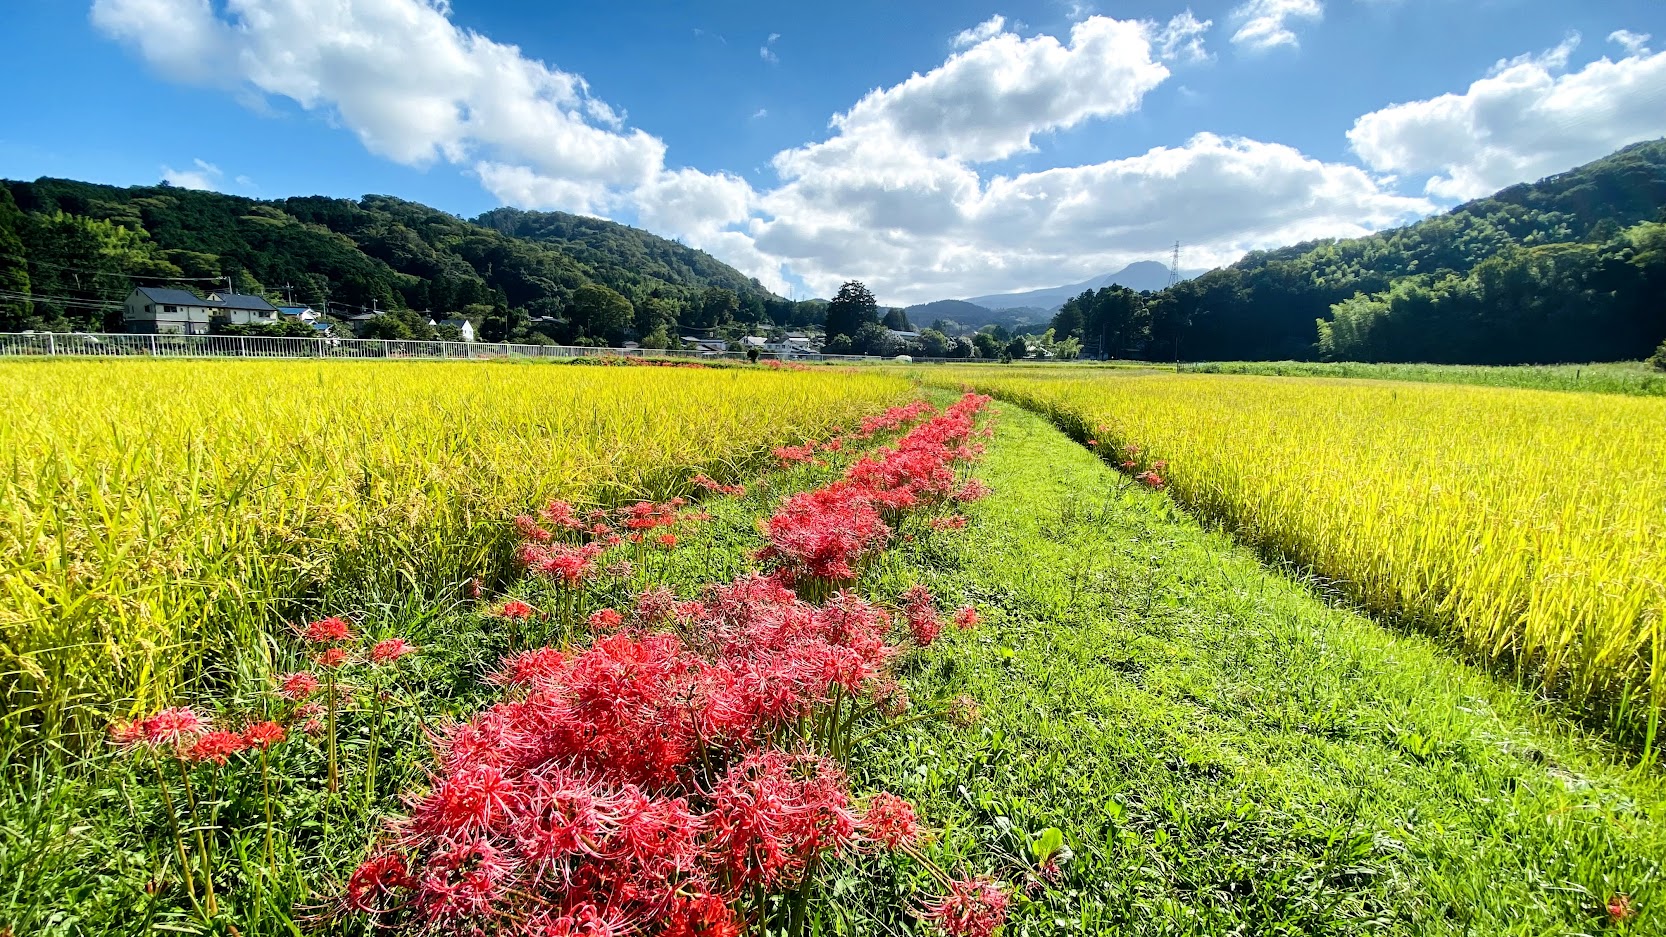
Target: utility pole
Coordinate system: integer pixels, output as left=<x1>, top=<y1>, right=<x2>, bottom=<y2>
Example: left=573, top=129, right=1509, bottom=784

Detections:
left=1168, top=241, right=1181, bottom=288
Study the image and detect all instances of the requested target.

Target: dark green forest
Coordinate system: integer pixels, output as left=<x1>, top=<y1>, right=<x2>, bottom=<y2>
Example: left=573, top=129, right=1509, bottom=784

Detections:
left=1048, top=139, right=1666, bottom=364
left=0, top=178, right=819, bottom=344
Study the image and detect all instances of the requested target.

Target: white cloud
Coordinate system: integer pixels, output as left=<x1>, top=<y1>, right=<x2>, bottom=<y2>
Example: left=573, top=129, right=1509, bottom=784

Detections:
left=100, top=1, right=1436, bottom=306
left=760, top=32, right=780, bottom=64
left=1229, top=0, right=1322, bottom=51
left=953, top=16, right=1006, bottom=48
left=93, top=0, right=665, bottom=213
left=161, top=158, right=223, bottom=190
left=1349, top=42, right=1666, bottom=200
left=752, top=108, right=768, bottom=119
left=1154, top=10, right=1213, bottom=64
left=1610, top=29, right=1652, bottom=57
left=829, top=15, right=1169, bottom=163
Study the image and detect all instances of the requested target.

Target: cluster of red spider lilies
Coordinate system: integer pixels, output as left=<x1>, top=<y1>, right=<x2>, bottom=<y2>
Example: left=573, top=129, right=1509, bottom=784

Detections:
left=347, top=393, right=1007, bottom=937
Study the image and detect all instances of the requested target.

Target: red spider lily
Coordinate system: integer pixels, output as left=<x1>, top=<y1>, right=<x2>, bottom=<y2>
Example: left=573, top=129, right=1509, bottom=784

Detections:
left=489, top=648, right=569, bottom=687
left=588, top=608, right=624, bottom=630
left=947, top=695, right=982, bottom=727
left=860, top=792, right=922, bottom=850
left=278, top=671, right=320, bottom=701
left=657, top=533, right=679, bottom=549
left=929, top=515, right=969, bottom=531
left=316, top=647, right=350, bottom=669
left=1087, top=438, right=1098, bottom=446
left=539, top=500, right=586, bottom=531
left=902, top=584, right=942, bottom=647
left=1607, top=894, right=1635, bottom=924
left=372, top=638, right=419, bottom=664
left=466, top=578, right=482, bottom=600
left=187, top=730, right=249, bottom=765
left=953, top=606, right=979, bottom=630
left=953, top=480, right=992, bottom=503
left=521, top=543, right=607, bottom=586
left=604, top=560, right=635, bottom=579
left=772, top=443, right=818, bottom=466
left=1119, top=460, right=1137, bottom=471
left=921, top=875, right=1011, bottom=937
left=497, top=600, right=536, bottom=620
left=304, top=616, right=353, bottom=644
left=347, top=852, right=416, bottom=913
left=515, top=514, right=555, bottom=543
left=1136, top=471, right=1165, bottom=489
left=242, top=721, right=287, bottom=749
left=691, top=474, right=746, bottom=498
left=111, top=706, right=211, bottom=749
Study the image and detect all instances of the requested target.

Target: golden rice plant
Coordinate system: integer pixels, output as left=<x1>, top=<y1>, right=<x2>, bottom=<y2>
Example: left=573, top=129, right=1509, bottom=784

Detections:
left=929, top=368, right=1666, bottom=742
left=0, top=359, right=910, bottom=745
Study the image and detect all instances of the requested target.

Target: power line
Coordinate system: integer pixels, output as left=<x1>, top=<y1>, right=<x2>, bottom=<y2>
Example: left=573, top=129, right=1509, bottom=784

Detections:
left=0, top=250, right=232, bottom=282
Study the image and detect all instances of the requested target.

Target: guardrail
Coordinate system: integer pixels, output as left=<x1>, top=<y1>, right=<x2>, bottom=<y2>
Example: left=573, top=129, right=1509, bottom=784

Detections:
left=0, top=332, right=874, bottom=363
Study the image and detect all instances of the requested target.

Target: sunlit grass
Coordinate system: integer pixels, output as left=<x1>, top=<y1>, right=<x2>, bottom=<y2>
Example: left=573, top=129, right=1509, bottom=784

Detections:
left=921, top=368, right=1666, bottom=743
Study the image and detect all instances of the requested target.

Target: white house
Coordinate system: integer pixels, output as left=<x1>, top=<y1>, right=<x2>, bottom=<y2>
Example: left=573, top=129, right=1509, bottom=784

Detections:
left=681, top=336, right=729, bottom=355
left=438, top=318, right=476, bottom=342
left=123, top=287, right=280, bottom=334
left=277, top=305, right=320, bottom=323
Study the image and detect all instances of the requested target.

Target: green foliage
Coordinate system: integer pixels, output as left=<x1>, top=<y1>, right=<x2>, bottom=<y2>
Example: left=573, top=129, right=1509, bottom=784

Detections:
left=1149, top=139, right=1666, bottom=363
left=971, top=332, right=1001, bottom=359
left=881, top=308, right=912, bottom=331
left=216, top=319, right=316, bottom=338
left=1182, top=359, right=1666, bottom=395
left=1648, top=339, right=1666, bottom=372
left=826, top=281, right=879, bottom=342
left=1005, top=335, right=1030, bottom=360
left=568, top=283, right=634, bottom=345
left=1, top=178, right=827, bottom=340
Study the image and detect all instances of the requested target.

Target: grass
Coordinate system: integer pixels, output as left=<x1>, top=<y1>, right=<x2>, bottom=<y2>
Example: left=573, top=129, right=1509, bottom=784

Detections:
left=4, top=386, right=1664, bottom=935
left=917, top=368, right=1666, bottom=747
left=848, top=397, right=1666, bottom=934
left=0, top=358, right=910, bottom=747
left=1180, top=359, right=1666, bottom=396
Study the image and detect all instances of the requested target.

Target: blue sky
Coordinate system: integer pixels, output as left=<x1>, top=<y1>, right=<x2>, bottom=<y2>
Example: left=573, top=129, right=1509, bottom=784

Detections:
left=3, top=1, right=1665, bottom=303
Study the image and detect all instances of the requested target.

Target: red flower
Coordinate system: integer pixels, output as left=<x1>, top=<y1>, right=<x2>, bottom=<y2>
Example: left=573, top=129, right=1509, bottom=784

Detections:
left=588, top=608, right=624, bottom=630
left=346, top=851, right=414, bottom=913
left=657, top=533, right=679, bottom=549
left=921, top=875, right=1010, bottom=937
left=902, top=584, right=942, bottom=647
left=242, top=721, right=287, bottom=749
left=1136, top=471, right=1165, bottom=489
left=113, top=706, right=210, bottom=749
left=316, top=647, right=350, bottom=669
left=1608, top=894, right=1635, bottom=924
left=278, top=671, right=320, bottom=701
left=371, top=638, right=418, bottom=664
left=861, top=792, right=922, bottom=850
left=497, top=599, right=535, bottom=620
left=187, top=730, right=249, bottom=765
left=303, top=616, right=352, bottom=644
left=953, top=606, right=978, bottom=630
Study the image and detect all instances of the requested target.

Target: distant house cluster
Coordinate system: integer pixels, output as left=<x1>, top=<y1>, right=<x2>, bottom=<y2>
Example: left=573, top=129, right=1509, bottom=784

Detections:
left=685, top=332, right=821, bottom=356
left=121, top=287, right=479, bottom=341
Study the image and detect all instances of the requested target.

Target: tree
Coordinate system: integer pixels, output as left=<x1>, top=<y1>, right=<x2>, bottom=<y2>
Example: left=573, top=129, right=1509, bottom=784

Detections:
left=971, top=333, right=1001, bottom=359
left=0, top=187, right=31, bottom=330
left=852, top=321, right=895, bottom=356
left=825, top=281, right=878, bottom=342
left=1005, top=336, right=1030, bottom=360
left=917, top=329, right=952, bottom=358
left=1648, top=338, right=1666, bottom=371
left=687, top=287, right=739, bottom=329
left=881, top=308, right=912, bottom=331
left=568, top=283, right=633, bottom=344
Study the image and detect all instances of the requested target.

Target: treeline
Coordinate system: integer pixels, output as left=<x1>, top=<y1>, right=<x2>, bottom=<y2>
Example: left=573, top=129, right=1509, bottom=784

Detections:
left=1046, top=139, right=1666, bottom=364
left=0, top=178, right=827, bottom=344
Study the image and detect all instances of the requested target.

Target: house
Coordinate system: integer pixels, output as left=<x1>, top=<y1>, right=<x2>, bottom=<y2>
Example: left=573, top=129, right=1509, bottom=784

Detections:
left=741, top=336, right=769, bottom=349
left=122, top=287, right=280, bottom=335
left=885, top=329, right=921, bottom=342
left=345, top=311, right=384, bottom=336
left=438, top=318, right=476, bottom=342
left=277, top=305, right=320, bottom=323
left=681, top=336, right=729, bottom=355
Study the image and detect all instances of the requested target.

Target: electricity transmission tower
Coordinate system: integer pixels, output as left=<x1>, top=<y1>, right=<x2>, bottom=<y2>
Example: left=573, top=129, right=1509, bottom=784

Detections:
left=1168, top=241, right=1181, bottom=288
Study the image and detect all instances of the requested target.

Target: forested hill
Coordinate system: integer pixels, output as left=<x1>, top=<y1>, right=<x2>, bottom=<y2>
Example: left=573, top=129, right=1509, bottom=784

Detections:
left=1050, top=139, right=1666, bottom=365
left=0, top=177, right=782, bottom=342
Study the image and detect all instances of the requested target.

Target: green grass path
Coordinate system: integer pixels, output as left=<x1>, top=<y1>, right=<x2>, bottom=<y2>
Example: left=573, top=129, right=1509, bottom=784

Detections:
left=857, top=395, right=1666, bottom=935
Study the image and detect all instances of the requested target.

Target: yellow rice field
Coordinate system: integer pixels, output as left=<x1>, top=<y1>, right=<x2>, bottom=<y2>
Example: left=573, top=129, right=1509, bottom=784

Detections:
left=0, top=359, right=910, bottom=743
left=929, top=369, right=1666, bottom=739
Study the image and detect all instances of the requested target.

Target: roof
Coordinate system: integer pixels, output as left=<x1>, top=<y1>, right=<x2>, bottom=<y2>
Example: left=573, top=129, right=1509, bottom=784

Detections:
left=309, top=322, right=332, bottom=332
left=278, top=306, right=314, bottom=316
left=132, top=286, right=277, bottom=312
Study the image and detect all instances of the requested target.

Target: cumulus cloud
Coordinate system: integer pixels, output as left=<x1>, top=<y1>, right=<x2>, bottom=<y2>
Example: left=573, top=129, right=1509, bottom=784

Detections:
left=1610, top=29, right=1652, bottom=56
left=829, top=15, right=1169, bottom=163
left=1229, top=0, right=1322, bottom=51
left=98, top=1, right=1437, bottom=305
left=953, top=15, right=1006, bottom=48
left=161, top=157, right=223, bottom=190
left=760, top=33, right=780, bottom=64
left=93, top=0, right=665, bottom=213
left=1348, top=40, right=1666, bottom=200
left=1154, top=10, right=1213, bottom=64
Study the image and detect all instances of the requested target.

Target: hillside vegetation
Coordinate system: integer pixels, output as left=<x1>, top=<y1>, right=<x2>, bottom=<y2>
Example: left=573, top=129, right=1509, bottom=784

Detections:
left=0, top=179, right=811, bottom=343
left=1047, top=140, right=1666, bottom=364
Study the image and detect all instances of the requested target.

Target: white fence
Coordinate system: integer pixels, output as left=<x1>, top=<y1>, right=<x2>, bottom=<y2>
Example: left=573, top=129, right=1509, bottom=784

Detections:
left=0, top=332, right=904, bottom=364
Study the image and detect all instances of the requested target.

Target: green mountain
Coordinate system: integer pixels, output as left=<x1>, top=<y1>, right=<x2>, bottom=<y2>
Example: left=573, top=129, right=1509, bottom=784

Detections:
left=1144, top=139, right=1666, bottom=363
left=0, top=178, right=799, bottom=343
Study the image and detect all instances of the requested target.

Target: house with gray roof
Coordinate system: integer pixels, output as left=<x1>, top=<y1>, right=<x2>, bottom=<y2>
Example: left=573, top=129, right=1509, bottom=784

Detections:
left=122, top=287, right=280, bottom=335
